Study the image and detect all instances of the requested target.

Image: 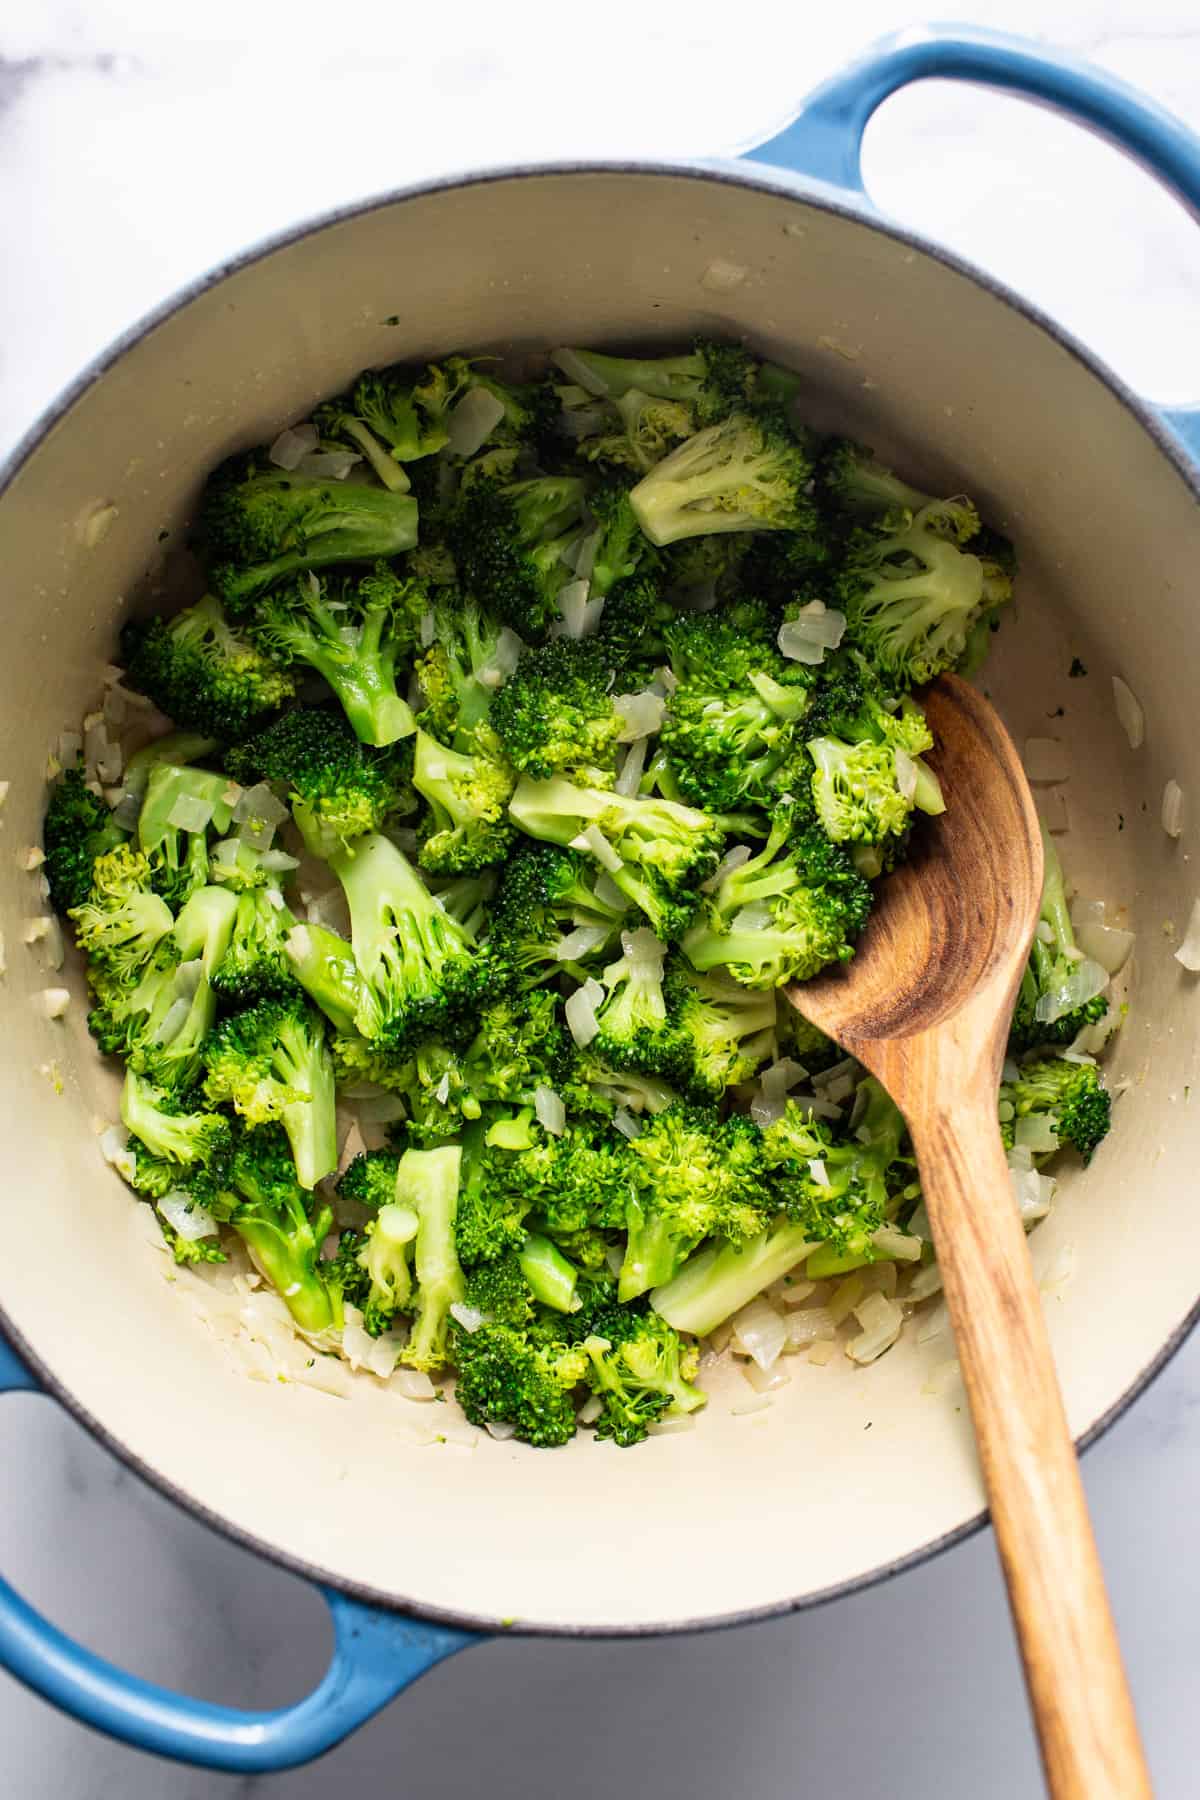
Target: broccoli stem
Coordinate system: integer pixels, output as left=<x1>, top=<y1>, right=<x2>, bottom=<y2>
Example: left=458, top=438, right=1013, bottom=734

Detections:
left=285, top=922, right=363, bottom=1035
left=275, top=1013, right=338, bottom=1190
left=399, top=1146, right=466, bottom=1370
left=233, top=1204, right=340, bottom=1335
left=518, top=1232, right=578, bottom=1312
left=651, top=1217, right=816, bottom=1337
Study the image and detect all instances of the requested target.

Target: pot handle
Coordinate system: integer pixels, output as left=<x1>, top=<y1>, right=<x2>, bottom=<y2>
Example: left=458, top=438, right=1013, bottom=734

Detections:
left=0, top=1332, right=478, bottom=1772
left=741, top=23, right=1200, bottom=466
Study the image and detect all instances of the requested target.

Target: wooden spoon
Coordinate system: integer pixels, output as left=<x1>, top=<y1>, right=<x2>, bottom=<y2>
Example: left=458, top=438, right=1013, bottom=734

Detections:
left=790, top=674, right=1151, bottom=1799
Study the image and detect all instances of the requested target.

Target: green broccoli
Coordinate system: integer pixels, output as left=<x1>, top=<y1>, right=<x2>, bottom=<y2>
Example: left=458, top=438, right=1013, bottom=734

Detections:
left=202, top=994, right=337, bottom=1188
left=43, top=762, right=126, bottom=912
left=136, top=763, right=238, bottom=908
left=120, top=1068, right=233, bottom=1179
left=246, top=565, right=424, bottom=746
left=121, top=595, right=296, bottom=739
left=550, top=340, right=760, bottom=422
left=412, top=727, right=515, bottom=874
left=489, top=843, right=628, bottom=985
left=226, top=708, right=409, bottom=862
left=490, top=637, right=628, bottom=780
left=224, top=1122, right=343, bottom=1333
left=198, top=454, right=419, bottom=611
left=211, top=887, right=298, bottom=1004
left=395, top=1145, right=467, bottom=1372
left=835, top=508, right=998, bottom=687
left=127, top=884, right=237, bottom=1091
left=448, top=475, right=587, bottom=639
left=591, top=931, right=684, bottom=1084
left=453, top=1319, right=587, bottom=1446
left=664, top=961, right=777, bottom=1101
left=1001, top=1058, right=1111, bottom=1163
left=651, top=1214, right=818, bottom=1338
left=628, top=410, right=818, bottom=547
left=1009, top=830, right=1111, bottom=1052
left=817, top=439, right=982, bottom=546
left=413, top=591, right=509, bottom=747
left=68, top=846, right=174, bottom=981
left=340, top=1201, right=421, bottom=1335
left=619, top=1103, right=769, bottom=1299
left=583, top=1305, right=706, bottom=1446
left=760, top=1080, right=911, bottom=1274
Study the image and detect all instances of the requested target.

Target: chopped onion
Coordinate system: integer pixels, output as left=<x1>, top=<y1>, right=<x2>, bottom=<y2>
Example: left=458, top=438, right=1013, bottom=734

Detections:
left=57, top=729, right=83, bottom=766
left=167, top=792, right=215, bottom=834
left=761, top=1058, right=808, bottom=1099
left=1034, top=957, right=1109, bottom=1024
left=572, top=825, right=623, bottom=873
left=1008, top=1152, right=1056, bottom=1223
left=1174, top=897, right=1200, bottom=971
left=447, top=387, right=506, bottom=457
left=477, top=628, right=524, bottom=689
left=551, top=348, right=610, bottom=396
left=100, top=1124, right=136, bottom=1182
left=485, top=1419, right=517, bottom=1440
left=1112, top=675, right=1144, bottom=749
left=566, top=978, right=605, bottom=1048
left=1023, top=737, right=1070, bottom=784
left=268, top=423, right=319, bottom=470
left=872, top=1225, right=922, bottom=1262
left=701, top=844, right=750, bottom=892
left=905, top=1263, right=944, bottom=1303
left=568, top=527, right=602, bottom=580
left=534, top=1084, right=566, bottom=1137
left=433, top=1071, right=452, bottom=1106
left=1162, top=779, right=1186, bottom=839
left=893, top=747, right=918, bottom=801
left=1015, top=1113, right=1059, bottom=1154
left=744, top=1359, right=791, bottom=1393
left=151, top=996, right=192, bottom=1045
left=1039, top=788, right=1070, bottom=836
left=159, top=1190, right=218, bottom=1241
left=613, top=690, right=666, bottom=742
left=847, top=1291, right=903, bottom=1364
left=25, top=914, right=65, bottom=970
left=450, top=1303, right=485, bottom=1335
left=111, top=791, right=144, bottom=831
left=296, top=450, right=361, bottom=480
left=807, top=1156, right=830, bottom=1187
left=554, top=924, right=610, bottom=961
left=784, top=1306, right=837, bottom=1347
left=390, top=1368, right=437, bottom=1401
left=612, top=1108, right=643, bottom=1140
left=556, top=579, right=605, bottom=639
left=1073, top=917, right=1134, bottom=976
left=36, top=987, right=71, bottom=1019
left=593, top=874, right=630, bottom=913
left=730, top=901, right=772, bottom=932
left=621, top=927, right=666, bottom=964
left=778, top=602, right=846, bottom=665
left=730, top=1392, right=775, bottom=1416
left=648, top=1413, right=698, bottom=1434
left=701, top=259, right=748, bottom=293
left=614, top=736, right=648, bottom=797
left=730, top=1297, right=788, bottom=1370
left=233, top=782, right=288, bottom=827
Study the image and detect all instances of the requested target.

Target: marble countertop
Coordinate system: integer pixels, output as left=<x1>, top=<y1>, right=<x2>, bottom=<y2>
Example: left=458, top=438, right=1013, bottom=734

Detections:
left=2, top=3, right=1200, bottom=1795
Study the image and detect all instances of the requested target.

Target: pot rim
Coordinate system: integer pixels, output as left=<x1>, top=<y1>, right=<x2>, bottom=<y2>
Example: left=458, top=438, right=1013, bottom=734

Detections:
left=2, top=154, right=1197, bottom=1641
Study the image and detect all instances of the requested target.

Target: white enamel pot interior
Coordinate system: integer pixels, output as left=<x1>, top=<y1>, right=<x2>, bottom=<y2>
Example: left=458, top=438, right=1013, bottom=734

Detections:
left=1, top=165, right=1198, bottom=1635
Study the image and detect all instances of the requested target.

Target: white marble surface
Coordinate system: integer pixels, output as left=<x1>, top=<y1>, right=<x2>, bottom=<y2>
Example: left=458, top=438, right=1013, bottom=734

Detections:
left=2, top=3, right=1200, bottom=1795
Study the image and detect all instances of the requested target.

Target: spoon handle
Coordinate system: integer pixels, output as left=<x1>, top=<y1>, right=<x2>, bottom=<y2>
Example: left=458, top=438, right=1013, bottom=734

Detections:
left=911, top=1100, right=1152, bottom=1799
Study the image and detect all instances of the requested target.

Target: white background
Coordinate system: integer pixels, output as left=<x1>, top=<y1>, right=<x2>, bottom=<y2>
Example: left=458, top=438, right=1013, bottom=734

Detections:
left=2, top=3, right=1200, bottom=1795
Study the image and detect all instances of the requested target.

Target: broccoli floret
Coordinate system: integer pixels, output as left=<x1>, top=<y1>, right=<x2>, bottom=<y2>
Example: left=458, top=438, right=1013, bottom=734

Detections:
left=1002, top=1058, right=1111, bottom=1163
left=67, top=845, right=174, bottom=981
left=628, top=410, right=817, bottom=548
left=1009, top=830, right=1111, bottom=1053
left=211, top=887, right=298, bottom=1004
left=662, top=534, right=751, bottom=606
left=413, top=592, right=509, bottom=747
left=202, top=995, right=337, bottom=1189
left=760, top=1080, right=909, bottom=1270
left=412, top=727, right=515, bottom=874
left=737, top=529, right=833, bottom=610
left=835, top=508, right=998, bottom=687
left=121, top=594, right=296, bottom=739
left=591, top=931, right=684, bottom=1084
left=87, top=938, right=182, bottom=1061
left=452, top=1319, right=587, bottom=1446
left=807, top=691, right=940, bottom=844
left=43, top=762, right=126, bottom=913
left=660, top=601, right=813, bottom=810
left=226, top=708, right=407, bottom=862
left=314, top=362, right=457, bottom=487
left=459, top=988, right=572, bottom=1113
left=651, top=1214, right=818, bottom=1338
left=137, top=764, right=238, bottom=908
left=283, top=920, right=363, bottom=1035
left=664, top=961, right=776, bottom=1101
left=453, top=1121, right=537, bottom=1265
left=586, top=483, right=659, bottom=600
left=681, top=816, right=872, bottom=989
left=490, top=637, right=627, bottom=779
left=448, top=475, right=587, bottom=639
left=618, top=1103, right=769, bottom=1300
left=330, top=831, right=502, bottom=1053
left=225, top=1122, right=343, bottom=1333
left=817, top=439, right=982, bottom=546
left=574, top=389, right=698, bottom=475
left=246, top=565, right=424, bottom=746
left=594, top=573, right=678, bottom=676
left=550, top=341, right=759, bottom=422
left=508, top=773, right=726, bottom=941
left=395, top=1145, right=466, bottom=1372
left=198, top=454, right=419, bottom=611
left=121, top=1068, right=233, bottom=1179
left=131, top=885, right=238, bottom=1091
left=337, top=1149, right=401, bottom=1210
left=463, top=1252, right=536, bottom=1329
left=775, top=1000, right=841, bottom=1073
left=157, top=1218, right=230, bottom=1267
left=344, top=1201, right=422, bottom=1335
left=582, top=1305, right=705, bottom=1446
left=489, top=843, right=628, bottom=984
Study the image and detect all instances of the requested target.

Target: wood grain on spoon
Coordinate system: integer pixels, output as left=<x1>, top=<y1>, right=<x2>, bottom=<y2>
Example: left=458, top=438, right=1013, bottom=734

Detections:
left=790, top=675, right=1151, bottom=1800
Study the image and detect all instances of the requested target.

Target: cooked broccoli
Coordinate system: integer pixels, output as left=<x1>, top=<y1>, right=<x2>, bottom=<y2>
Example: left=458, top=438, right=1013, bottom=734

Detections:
left=490, top=637, right=627, bottom=779
left=1001, top=1058, right=1112, bottom=1163
left=413, top=591, right=508, bottom=747
left=817, top=439, right=982, bottom=546
left=587, top=483, right=658, bottom=600
left=660, top=601, right=813, bottom=810
left=226, top=708, right=406, bottom=862
left=68, top=846, right=174, bottom=981
left=198, top=454, right=419, bottom=611
left=591, top=931, right=684, bottom=1084
left=807, top=691, right=941, bottom=845
left=682, top=815, right=872, bottom=989
left=121, top=595, right=295, bottom=739
left=1009, top=830, right=1111, bottom=1053
left=211, top=886, right=297, bottom=1004
left=574, top=389, right=697, bottom=475
left=462, top=1252, right=535, bottom=1328
left=618, top=1104, right=769, bottom=1300
left=489, top=843, right=628, bottom=985
left=246, top=565, right=423, bottom=746
left=835, top=507, right=998, bottom=687
left=137, top=763, right=237, bottom=908
left=224, top=1122, right=342, bottom=1333
left=508, top=773, right=726, bottom=941
left=128, top=884, right=237, bottom=1091
left=395, top=1145, right=467, bottom=1372
left=337, top=1149, right=400, bottom=1210
left=120, top=1068, right=233, bottom=1179
left=760, top=1079, right=910, bottom=1273
left=550, top=341, right=759, bottom=422
left=339, top=1201, right=421, bottom=1335
left=665, top=961, right=776, bottom=1101
left=43, top=762, right=126, bottom=912
left=412, top=727, right=515, bottom=874
left=283, top=920, right=363, bottom=1035
left=453, top=1121, right=537, bottom=1264
left=651, top=1213, right=817, bottom=1338
left=583, top=1305, right=706, bottom=1446
left=448, top=475, right=587, bottom=639
left=202, top=995, right=337, bottom=1189
left=453, top=1319, right=587, bottom=1446
left=629, top=410, right=818, bottom=547
left=330, top=831, right=501, bottom=1052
